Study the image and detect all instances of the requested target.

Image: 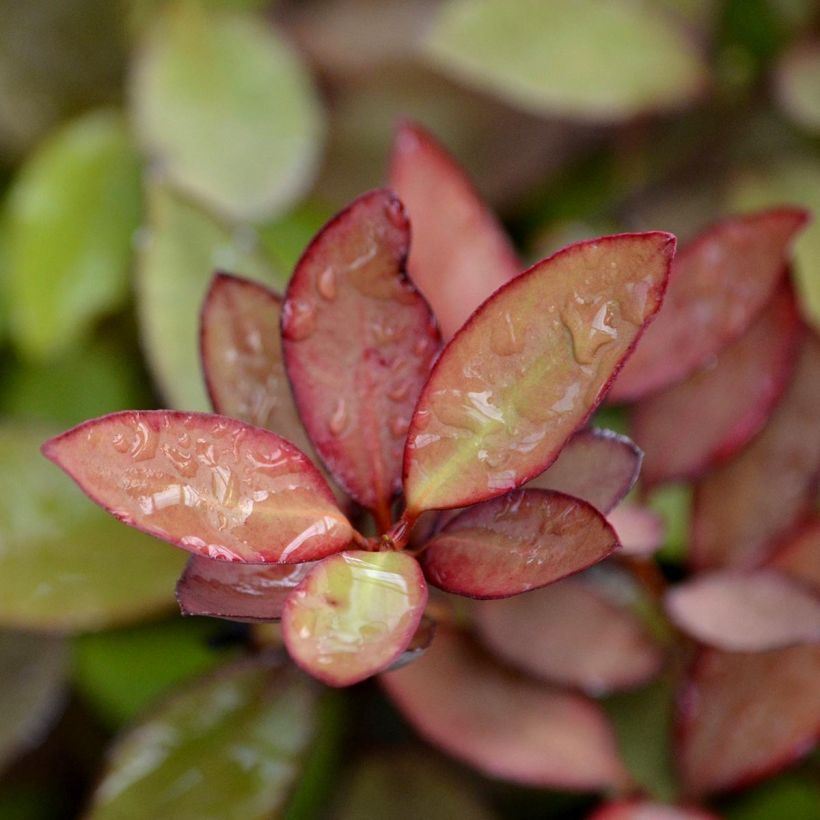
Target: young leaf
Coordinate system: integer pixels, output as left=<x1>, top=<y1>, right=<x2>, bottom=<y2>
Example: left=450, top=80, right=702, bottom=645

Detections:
left=282, top=189, right=440, bottom=528
left=177, top=557, right=315, bottom=622
left=281, top=551, right=427, bottom=687
left=677, top=646, right=820, bottom=796
left=609, top=209, right=807, bottom=402
left=633, top=286, right=801, bottom=486
left=381, top=627, right=630, bottom=790
left=768, top=518, right=820, bottom=592
left=419, top=489, right=619, bottom=598
left=666, top=570, right=820, bottom=652
left=528, top=427, right=642, bottom=513
left=474, top=578, right=663, bottom=694
left=403, top=232, right=675, bottom=514
left=389, top=120, right=519, bottom=340
left=42, top=411, right=352, bottom=564
left=590, top=801, right=718, bottom=820
left=607, top=504, right=665, bottom=558
left=691, top=334, right=820, bottom=569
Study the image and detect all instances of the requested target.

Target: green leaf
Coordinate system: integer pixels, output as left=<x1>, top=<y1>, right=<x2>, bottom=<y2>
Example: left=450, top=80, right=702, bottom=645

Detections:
left=424, top=0, right=707, bottom=122
left=86, top=655, right=328, bottom=820
left=5, top=109, right=141, bottom=361
left=136, top=182, right=276, bottom=410
left=0, top=424, right=186, bottom=632
left=131, top=2, right=323, bottom=221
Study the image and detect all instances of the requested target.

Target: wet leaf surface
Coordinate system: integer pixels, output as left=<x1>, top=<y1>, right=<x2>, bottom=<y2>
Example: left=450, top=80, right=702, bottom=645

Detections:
left=282, top=550, right=427, bottom=687
left=420, top=489, right=619, bottom=598
left=43, top=410, right=352, bottom=564
left=389, top=120, right=519, bottom=340
left=403, top=232, right=674, bottom=514
left=610, top=209, right=807, bottom=402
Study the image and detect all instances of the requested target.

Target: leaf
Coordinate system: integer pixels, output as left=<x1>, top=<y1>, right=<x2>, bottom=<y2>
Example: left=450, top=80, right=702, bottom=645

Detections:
left=282, top=190, right=440, bottom=527
left=282, top=551, right=427, bottom=687
left=632, top=286, right=801, bottom=486
left=403, top=232, right=675, bottom=514
left=590, top=801, right=718, bottom=819
left=130, top=2, right=323, bottom=221
left=137, top=182, right=276, bottom=410
left=610, top=209, right=807, bottom=402
left=388, top=120, right=519, bottom=340
left=423, top=0, right=707, bottom=122
left=607, top=504, right=665, bottom=557
left=666, top=570, right=820, bottom=651
left=775, top=40, right=820, bottom=132
left=43, top=410, right=352, bottom=564
left=691, top=333, right=820, bottom=569
left=5, top=109, right=141, bottom=361
left=0, top=631, right=67, bottom=772
left=768, top=517, right=820, bottom=592
left=381, top=627, right=629, bottom=790
left=0, top=424, right=185, bottom=632
left=677, top=646, right=820, bottom=796
left=177, top=557, right=315, bottom=622
left=528, top=427, right=642, bottom=513
left=420, top=489, right=619, bottom=598
left=473, top=577, right=663, bottom=694
left=86, top=655, right=328, bottom=819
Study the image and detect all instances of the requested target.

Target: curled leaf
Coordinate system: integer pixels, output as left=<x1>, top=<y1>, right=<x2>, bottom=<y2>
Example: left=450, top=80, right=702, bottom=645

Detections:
left=42, top=411, right=352, bottom=563
left=404, top=232, right=675, bottom=514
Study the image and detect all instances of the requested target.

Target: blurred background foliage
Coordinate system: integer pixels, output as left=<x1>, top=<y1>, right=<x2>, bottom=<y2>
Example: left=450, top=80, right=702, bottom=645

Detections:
left=0, top=0, right=819, bottom=817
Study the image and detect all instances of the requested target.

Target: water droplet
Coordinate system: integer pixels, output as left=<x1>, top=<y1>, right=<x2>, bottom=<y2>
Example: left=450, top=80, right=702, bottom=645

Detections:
left=413, top=337, right=431, bottom=357
left=178, top=432, right=192, bottom=448
left=163, top=445, right=198, bottom=478
left=490, top=311, right=525, bottom=356
left=622, top=280, right=651, bottom=325
left=390, top=415, right=409, bottom=438
left=385, top=197, right=409, bottom=231
left=317, top=267, right=337, bottom=301
left=414, top=409, right=432, bottom=430
left=370, top=317, right=405, bottom=346
left=130, top=420, right=159, bottom=461
left=329, top=399, right=348, bottom=436
left=560, top=298, right=618, bottom=365
left=112, top=433, right=130, bottom=453
left=282, top=298, right=316, bottom=341
left=479, top=448, right=510, bottom=469
left=387, top=379, right=411, bottom=402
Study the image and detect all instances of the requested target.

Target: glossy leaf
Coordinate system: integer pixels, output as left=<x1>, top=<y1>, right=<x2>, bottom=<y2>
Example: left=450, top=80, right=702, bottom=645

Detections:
left=528, top=427, right=642, bottom=513
left=768, top=517, right=820, bottom=592
left=607, top=504, right=665, bottom=557
left=591, top=801, right=718, bottom=820
left=610, top=209, right=807, bottom=402
left=137, top=182, right=275, bottom=410
left=6, top=109, right=141, bottom=361
left=86, top=656, right=326, bottom=819
left=177, top=557, right=315, bottom=622
left=131, top=2, right=322, bottom=221
left=282, top=551, right=427, bottom=687
left=474, top=578, right=663, bottom=694
left=0, top=424, right=185, bottom=631
left=666, top=570, right=820, bottom=651
left=381, top=628, right=629, bottom=790
left=420, top=489, right=619, bottom=598
left=387, top=615, right=436, bottom=672
left=692, top=334, right=820, bottom=569
left=632, top=286, right=801, bottom=485
left=389, top=120, right=519, bottom=340
left=677, top=646, right=820, bottom=796
left=42, top=410, right=352, bottom=563
left=282, top=190, right=440, bottom=525
left=423, top=0, right=706, bottom=122
left=403, top=232, right=675, bottom=514
left=775, top=40, right=820, bottom=132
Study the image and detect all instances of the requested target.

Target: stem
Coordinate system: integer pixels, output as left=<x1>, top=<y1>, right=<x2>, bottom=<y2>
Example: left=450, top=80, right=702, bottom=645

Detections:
left=382, top=511, right=417, bottom=552
left=372, top=500, right=393, bottom=536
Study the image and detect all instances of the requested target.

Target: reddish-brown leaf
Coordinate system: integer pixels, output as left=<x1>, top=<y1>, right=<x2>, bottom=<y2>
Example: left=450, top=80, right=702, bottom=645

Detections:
left=768, top=517, right=820, bottom=592
left=691, top=333, right=820, bottom=569
left=590, top=800, right=719, bottom=820
left=607, top=504, right=665, bottom=557
left=610, top=208, right=807, bottom=402
left=419, top=489, right=620, bottom=598
left=666, top=569, right=820, bottom=651
left=473, top=577, right=663, bottom=694
left=403, top=232, right=675, bottom=514
left=176, top=556, right=315, bottom=621
left=381, top=627, right=630, bottom=790
left=42, top=411, right=352, bottom=563
left=677, top=646, right=820, bottom=796
left=633, top=286, right=801, bottom=486
left=282, top=189, right=440, bottom=528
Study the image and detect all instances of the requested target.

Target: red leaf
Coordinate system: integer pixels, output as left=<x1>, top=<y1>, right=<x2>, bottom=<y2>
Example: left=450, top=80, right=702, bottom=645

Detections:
left=666, top=569, right=820, bottom=651
left=282, top=189, right=440, bottom=529
left=419, top=489, right=619, bottom=599
left=590, top=800, right=718, bottom=820
left=281, top=550, right=427, bottom=687
left=632, top=286, right=801, bottom=486
left=42, top=411, right=352, bottom=563
left=176, top=556, right=315, bottom=621
left=381, top=627, right=630, bottom=790
left=607, top=504, right=665, bottom=557
left=691, top=333, right=820, bottom=569
left=473, top=577, right=663, bottom=694
left=610, top=208, right=808, bottom=402
left=389, top=121, right=520, bottom=340
left=677, top=646, right=820, bottom=796
left=768, top=517, right=820, bottom=592
left=403, top=232, right=675, bottom=514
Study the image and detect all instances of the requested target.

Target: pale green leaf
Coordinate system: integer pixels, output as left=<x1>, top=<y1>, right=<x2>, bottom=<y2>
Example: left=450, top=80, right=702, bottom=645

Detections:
left=424, top=0, right=707, bottom=122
